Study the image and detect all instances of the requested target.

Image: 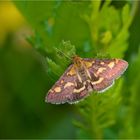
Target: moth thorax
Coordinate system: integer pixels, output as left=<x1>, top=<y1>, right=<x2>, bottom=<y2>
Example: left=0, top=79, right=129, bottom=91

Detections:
left=73, top=56, right=83, bottom=68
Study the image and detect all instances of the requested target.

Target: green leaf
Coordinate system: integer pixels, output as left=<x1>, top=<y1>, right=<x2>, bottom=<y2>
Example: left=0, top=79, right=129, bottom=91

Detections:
left=122, top=4, right=130, bottom=25
left=13, top=1, right=91, bottom=54
left=12, top=1, right=135, bottom=139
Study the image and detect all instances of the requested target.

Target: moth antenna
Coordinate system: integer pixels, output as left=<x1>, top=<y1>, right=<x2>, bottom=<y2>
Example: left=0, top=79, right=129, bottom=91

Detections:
left=55, top=47, right=72, bottom=61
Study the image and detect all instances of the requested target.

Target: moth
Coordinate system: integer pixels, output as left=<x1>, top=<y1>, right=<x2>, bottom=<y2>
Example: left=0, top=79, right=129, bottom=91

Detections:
left=45, top=55, right=128, bottom=104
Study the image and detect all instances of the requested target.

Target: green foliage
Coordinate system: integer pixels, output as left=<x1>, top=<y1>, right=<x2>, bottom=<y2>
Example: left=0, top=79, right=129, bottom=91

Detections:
left=7, top=0, right=140, bottom=139
left=14, top=1, right=91, bottom=56
left=46, top=40, right=76, bottom=80
left=83, top=1, right=128, bottom=57
left=74, top=79, right=123, bottom=139
left=120, top=48, right=140, bottom=138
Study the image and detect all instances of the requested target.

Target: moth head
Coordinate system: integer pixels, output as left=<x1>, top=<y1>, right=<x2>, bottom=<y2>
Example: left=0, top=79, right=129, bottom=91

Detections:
left=72, top=55, right=83, bottom=67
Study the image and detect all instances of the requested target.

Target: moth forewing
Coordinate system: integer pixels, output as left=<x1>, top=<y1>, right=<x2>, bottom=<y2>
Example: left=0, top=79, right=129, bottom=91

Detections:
left=46, top=56, right=128, bottom=104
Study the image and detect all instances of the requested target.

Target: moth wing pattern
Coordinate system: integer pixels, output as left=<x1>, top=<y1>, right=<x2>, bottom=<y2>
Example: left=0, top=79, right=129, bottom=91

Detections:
left=46, top=57, right=128, bottom=104
left=46, top=65, right=88, bottom=104
left=83, top=58, right=128, bottom=92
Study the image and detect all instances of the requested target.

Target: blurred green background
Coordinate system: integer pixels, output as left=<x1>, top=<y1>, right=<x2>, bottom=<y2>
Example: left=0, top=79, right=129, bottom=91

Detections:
left=0, top=1, right=140, bottom=139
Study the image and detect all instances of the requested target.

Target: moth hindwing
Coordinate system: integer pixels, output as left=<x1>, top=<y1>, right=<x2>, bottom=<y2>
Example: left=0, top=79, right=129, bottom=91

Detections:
left=46, top=56, right=128, bottom=104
